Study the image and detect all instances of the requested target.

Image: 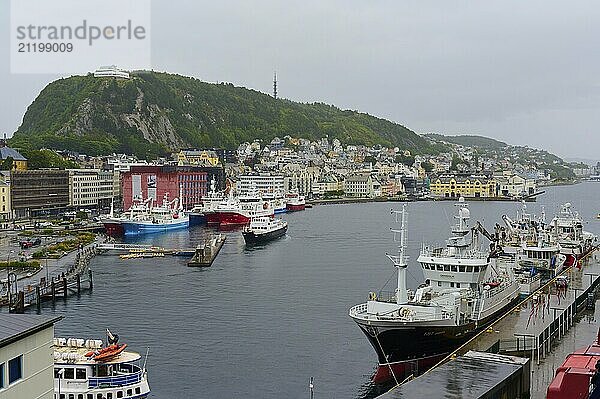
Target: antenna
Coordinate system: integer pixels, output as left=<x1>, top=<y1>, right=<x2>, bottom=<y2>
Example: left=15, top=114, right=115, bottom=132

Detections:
left=273, top=71, right=278, bottom=99
left=388, top=205, right=408, bottom=304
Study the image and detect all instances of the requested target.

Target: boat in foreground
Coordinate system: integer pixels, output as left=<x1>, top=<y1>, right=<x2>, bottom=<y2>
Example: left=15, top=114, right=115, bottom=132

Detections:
left=349, top=199, right=520, bottom=384
left=54, top=330, right=150, bottom=399
left=242, top=217, right=288, bottom=245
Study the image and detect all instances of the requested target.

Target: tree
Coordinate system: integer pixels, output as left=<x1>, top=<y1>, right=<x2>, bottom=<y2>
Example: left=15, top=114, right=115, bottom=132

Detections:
left=421, top=161, right=434, bottom=173
left=0, top=156, right=14, bottom=170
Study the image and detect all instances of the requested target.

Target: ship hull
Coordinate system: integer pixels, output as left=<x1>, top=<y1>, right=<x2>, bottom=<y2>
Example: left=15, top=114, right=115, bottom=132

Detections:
left=273, top=207, right=288, bottom=214
left=189, top=212, right=208, bottom=226
left=122, top=219, right=189, bottom=235
left=355, top=297, right=521, bottom=384
left=242, top=225, right=287, bottom=245
left=286, top=203, right=305, bottom=212
left=103, top=221, right=124, bottom=237
left=207, top=212, right=250, bottom=226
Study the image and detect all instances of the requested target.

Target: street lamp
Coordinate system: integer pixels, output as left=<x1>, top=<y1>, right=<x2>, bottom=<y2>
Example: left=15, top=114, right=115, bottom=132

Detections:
left=57, top=368, right=64, bottom=398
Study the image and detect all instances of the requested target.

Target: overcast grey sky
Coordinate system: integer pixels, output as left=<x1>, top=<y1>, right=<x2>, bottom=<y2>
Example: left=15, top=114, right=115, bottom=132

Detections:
left=1, top=1, right=599, bottom=159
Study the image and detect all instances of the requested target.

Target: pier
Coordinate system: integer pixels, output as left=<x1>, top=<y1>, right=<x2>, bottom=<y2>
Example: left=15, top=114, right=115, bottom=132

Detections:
left=6, top=246, right=96, bottom=313
left=97, top=243, right=196, bottom=257
left=377, top=249, right=600, bottom=399
left=187, top=234, right=226, bottom=267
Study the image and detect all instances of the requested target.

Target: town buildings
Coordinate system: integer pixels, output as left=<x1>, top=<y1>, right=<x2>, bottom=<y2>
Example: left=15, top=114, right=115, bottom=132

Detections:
left=68, top=169, right=117, bottom=209
left=0, top=142, right=27, bottom=171
left=236, top=174, right=285, bottom=196
left=0, top=314, right=62, bottom=399
left=429, top=174, right=497, bottom=199
left=122, top=165, right=208, bottom=210
left=10, top=170, right=70, bottom=218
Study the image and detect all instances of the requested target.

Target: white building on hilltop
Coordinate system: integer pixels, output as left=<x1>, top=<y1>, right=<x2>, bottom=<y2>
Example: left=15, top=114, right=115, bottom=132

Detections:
left=93, top=65, right=130, bottom=79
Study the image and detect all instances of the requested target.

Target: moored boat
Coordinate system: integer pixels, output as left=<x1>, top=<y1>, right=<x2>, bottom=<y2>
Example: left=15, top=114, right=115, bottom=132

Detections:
left=285, top=191, right=306, bottom=212
left=122, top=193, right=189, bottom=235
left=189, top=178, right=224, bottom=225
left=242, top=216, right=288, bottom=245
left=349, top=199, right=520, bottom=384
left=207, top=189, right=274, bottom=227
left=54, top=330, right=150, bottom=399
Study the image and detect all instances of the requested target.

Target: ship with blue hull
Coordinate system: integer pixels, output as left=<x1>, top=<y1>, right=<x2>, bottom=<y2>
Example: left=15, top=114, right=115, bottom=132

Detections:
left=123, top=193, right=189, bottom=236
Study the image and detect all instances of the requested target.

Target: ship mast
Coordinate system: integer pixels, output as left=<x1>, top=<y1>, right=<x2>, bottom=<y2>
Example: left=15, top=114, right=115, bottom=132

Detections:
left=389, top=205, right=408, bottom=305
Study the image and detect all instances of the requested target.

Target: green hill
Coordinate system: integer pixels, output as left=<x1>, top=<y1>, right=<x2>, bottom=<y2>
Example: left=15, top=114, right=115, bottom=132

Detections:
left=424, top=133, right=507, bottom=149
left=10, top=71, right=442, bottom=157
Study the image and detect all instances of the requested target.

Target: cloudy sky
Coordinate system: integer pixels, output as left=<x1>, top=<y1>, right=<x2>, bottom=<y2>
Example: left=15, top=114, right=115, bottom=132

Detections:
left=1, top=0, right=599, bottom=159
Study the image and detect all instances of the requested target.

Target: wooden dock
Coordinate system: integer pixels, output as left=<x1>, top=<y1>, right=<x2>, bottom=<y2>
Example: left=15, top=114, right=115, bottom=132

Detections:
left=187, top=234, right=226, bottom=267
left=98, top=243, right=195, bottom=257
left=6, top=247, right=96, bottom=313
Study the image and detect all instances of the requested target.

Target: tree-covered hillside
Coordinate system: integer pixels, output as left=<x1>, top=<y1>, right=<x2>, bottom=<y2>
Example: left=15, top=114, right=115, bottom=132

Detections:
left=11, top=71, right=443, bottom=157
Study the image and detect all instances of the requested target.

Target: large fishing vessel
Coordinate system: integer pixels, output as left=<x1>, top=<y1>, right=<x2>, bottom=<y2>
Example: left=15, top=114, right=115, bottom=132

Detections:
left=54, top=330, right=150, bottom=399
left=101, top=198, right=152, bottom=236
left=349, top=199, right=520, bottom=384
left=206, top=189, right=274, bottom=227
left=121, top=193, right=189, bottom=235
left=548, top=202, right=598, bottom=266
left=188, top=178, right=224, bottom=225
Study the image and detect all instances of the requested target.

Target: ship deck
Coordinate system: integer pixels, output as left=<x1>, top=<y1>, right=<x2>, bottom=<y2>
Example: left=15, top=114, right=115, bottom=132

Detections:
left=54, top=345, right=142, bottom=365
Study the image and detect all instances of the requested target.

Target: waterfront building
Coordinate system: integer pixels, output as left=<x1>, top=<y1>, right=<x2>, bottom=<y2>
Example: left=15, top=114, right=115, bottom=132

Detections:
left=0, top=314, right=62, bottom=399
left=0, top=141, right=27, bottom=171
left=68, top=169, right=115, bottom=209
left=429, top=174, right=496, bottom=198
left=237, top=174, right=285, bottom=196
left=122, top=165, right=208, bottom=210
left=494, top=171, right=537, bottom=198
left=10, top=170, right=70, bottom=218
left=344, top=174, right=376, bottom=198
left=176, top=150, right=220, bottom=167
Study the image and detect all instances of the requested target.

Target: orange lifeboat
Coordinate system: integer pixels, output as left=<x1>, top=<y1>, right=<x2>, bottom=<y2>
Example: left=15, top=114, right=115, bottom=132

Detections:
left=85, top=343, right=128, bottom=362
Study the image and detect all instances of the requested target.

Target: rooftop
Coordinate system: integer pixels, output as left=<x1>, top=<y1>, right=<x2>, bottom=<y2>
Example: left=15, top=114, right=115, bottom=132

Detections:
left=0, top=145, right=27, bottom=161
left=0, top=314, right=63, bottom=349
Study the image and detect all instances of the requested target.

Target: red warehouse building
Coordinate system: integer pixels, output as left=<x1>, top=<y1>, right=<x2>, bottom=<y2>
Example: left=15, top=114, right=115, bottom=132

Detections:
left=122, top=166, right=208, bottom=210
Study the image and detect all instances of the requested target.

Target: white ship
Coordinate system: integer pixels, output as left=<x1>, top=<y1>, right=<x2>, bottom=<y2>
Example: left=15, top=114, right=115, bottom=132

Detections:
left=349, top=198, right=520, bottom=383
left=54, top=330, right=150, bottom=399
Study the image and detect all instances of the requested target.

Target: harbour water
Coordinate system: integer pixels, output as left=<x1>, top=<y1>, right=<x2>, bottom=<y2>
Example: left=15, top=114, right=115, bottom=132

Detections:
left=44, top=182, right=600, bottom=398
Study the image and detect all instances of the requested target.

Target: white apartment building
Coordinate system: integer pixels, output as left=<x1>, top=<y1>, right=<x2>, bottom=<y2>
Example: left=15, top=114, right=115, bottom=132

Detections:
left=68, top=169, right=116, bottom=209
left=344, top=175, right=375, bottom=198
left=237, top=174, right=285, bottom=196
left=0, top=314, right=62, bottom=399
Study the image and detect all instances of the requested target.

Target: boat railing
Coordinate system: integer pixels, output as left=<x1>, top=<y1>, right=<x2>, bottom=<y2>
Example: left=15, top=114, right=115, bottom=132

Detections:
left=420, top=247, right=488, bottom=260
left=88, top=366, right=143, bottom=389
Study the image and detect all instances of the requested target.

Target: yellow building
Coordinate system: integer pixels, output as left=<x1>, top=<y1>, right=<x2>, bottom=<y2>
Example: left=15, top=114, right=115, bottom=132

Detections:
left=0, top=143, right=27, bottom=170
left=0, top=176, right=10, bottom=225
left=430, top=174, right=497, bottom=199
left=177, top=150, right=219, bottom=166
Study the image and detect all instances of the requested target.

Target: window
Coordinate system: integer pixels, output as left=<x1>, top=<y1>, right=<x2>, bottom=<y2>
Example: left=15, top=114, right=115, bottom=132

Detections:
left=107, top=394, right=113, bottom=399
left=76, top=369, right=86, bottom=380
left=135, top=387, right=141, bottom=394
left=459, top=266, right=465, bottom=272
left=63, top=368, right=75, bottom=379
left=69, top=395, right=75, bottom=399
left=0, top=362, right=4, bottom=389
left=78, top=395, right=84, bottom=399
left=87, top=394, right=93, bottom=399
left=117, top=392, right=123, bottom=398
left=97, top=394, right=103, bottom=399
left=444, top=265, right=450, bottom=272
left=127, top=389, right=132, bottom=396
left=456, top=283, right=461, bottom=288
left=437, top=281, right=442, bottom=286
left=8, top=355, right=22, bottom=384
